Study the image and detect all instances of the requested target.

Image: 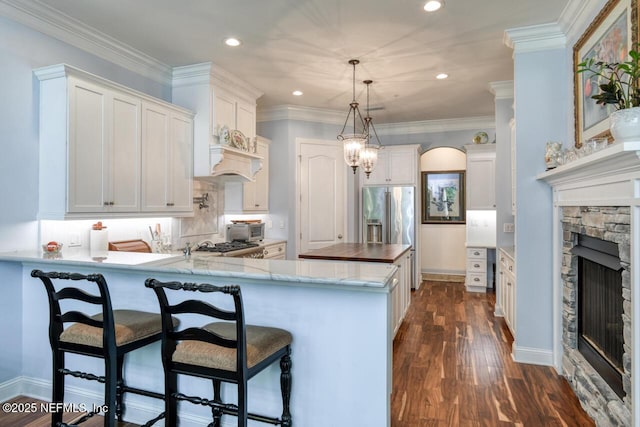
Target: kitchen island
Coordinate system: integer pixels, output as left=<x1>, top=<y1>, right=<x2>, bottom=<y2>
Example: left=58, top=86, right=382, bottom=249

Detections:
left=0, top=250, right=397, bottom=427
left=299, top=243, right=412, bottom=337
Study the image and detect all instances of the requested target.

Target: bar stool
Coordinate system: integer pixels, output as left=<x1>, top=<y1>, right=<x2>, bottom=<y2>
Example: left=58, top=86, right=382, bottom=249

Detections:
left=144, top=278, right=292, bottom=427
left=31, top=269, right=170, bottom=427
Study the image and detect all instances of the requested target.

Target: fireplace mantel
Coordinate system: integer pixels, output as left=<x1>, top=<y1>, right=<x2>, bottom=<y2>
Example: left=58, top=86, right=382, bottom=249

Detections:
left=537, top=141, right=640, bottom=206
left=537, top=140, right=640, bottom=426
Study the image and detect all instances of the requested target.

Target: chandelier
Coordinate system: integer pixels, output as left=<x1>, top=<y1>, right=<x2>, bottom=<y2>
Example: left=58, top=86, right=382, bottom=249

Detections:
left=361, top=79, right=381, bottom=178
left=337, top=59, right=368, bottom=174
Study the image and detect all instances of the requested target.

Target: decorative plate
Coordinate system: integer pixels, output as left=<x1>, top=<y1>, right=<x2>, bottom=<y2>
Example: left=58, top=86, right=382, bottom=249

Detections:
left=472, top=131, right=489, bottom=144
left=229, top=130, right=248, bottom=151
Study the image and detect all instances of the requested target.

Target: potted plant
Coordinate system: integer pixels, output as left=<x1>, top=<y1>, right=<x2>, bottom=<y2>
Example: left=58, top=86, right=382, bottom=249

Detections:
left=577, top=48, right=640, bottom=142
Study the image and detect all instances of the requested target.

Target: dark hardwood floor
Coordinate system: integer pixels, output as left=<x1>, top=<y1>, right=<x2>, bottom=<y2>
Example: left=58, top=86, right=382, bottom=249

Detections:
left=392, top=280, right=595, bottom=427
left=2, top=280, right=594, bottom=426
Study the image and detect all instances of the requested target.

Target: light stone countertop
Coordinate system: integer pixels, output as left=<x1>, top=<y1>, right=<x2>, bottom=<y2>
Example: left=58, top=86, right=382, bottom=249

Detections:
left=0, top=248, right=396, bottom=291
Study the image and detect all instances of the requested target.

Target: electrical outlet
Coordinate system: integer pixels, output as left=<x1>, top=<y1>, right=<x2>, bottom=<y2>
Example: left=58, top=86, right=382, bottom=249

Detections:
left=279, top=220, right=285, bottom=229
left=503, top=223, right=515, bottom=233
left=69, top=232, right=81, bottom=247
left=267, top=220, right=273, bottom=229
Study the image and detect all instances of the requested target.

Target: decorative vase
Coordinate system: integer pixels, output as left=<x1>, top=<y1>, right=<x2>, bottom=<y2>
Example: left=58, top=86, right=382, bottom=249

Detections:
left=544, top=141, right=562, bottom=170
left=610, top=107, right=640, bottom=142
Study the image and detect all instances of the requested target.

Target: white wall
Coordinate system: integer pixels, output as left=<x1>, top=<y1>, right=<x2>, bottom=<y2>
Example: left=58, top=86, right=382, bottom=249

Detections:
left=420, top=147, right=467, bottom=275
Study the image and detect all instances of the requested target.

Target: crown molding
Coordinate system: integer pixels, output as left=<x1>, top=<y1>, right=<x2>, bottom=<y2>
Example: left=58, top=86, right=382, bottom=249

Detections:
left=377, top=116, right=495, bottom=135
left=172, top=62, right=263, bottom=104
left=258, top=105, right=494, bottom=134
left=0, top=0, right=173, bottom=84
left=504, top=22, right=567, bottom=53
left=558, top=0, right=610, bottom=46
left=257, top=105, right=345, bottom=125
left=488, top=81, right=514, bottom=100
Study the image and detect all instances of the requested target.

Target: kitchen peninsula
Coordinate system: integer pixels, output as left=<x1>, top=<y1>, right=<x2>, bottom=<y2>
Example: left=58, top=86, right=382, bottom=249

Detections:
left=0, top=250, right=397, bottom=427
left=299, top=243, right=412, bottom=337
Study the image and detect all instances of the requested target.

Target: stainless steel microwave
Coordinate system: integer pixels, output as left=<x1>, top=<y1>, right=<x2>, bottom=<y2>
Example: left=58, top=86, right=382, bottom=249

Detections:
left=225, top=223, right=265, bottom=242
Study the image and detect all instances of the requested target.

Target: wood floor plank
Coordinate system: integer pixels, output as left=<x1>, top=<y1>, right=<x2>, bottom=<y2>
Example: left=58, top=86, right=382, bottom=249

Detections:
left=392, top=281, right=594, bottom=427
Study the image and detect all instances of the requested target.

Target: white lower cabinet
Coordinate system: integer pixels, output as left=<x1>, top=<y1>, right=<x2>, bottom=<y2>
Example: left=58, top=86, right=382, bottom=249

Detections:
left=35, top=64, right=193, bottom=219
left=262, top=241, right=286, bottom=260
left=392, top=250, right=412, bottom=338
left=499, top=248, right=516, bottom=335
left=465, top=247, right=487, bottom=291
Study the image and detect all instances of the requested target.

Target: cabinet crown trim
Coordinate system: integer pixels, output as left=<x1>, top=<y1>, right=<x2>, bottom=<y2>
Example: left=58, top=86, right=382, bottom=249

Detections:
left=172, top=62, right=263, bottom=103
left=34, top=63, right=194, bottom=116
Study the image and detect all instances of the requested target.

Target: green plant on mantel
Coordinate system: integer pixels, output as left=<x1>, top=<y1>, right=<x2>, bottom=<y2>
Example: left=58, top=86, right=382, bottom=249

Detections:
left=577, top=48, right=640, bottom=110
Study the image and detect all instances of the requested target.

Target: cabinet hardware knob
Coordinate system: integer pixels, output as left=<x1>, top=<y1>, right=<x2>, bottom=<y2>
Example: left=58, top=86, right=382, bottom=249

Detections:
left=474, top=264, right=480, bottom=268
left=166, top=202, right=175, bottom=207
left=509, top=266, right=513, bottom=271
left=109, top=201, right=114, bottom=206
left=338, top=234, right=343, bottom=239
left=474, top=251, right=480, bottom=255
left=508, top=282, right=512, bottom=286
left=474, top=278, right=480, bottom=282
left=264, top=250, right=269, bottom=255
left=255, top=204, right=259, bottom=207
left=278, top=247, right=283, bottom=252
left=104, top=201, right=109, bottom=206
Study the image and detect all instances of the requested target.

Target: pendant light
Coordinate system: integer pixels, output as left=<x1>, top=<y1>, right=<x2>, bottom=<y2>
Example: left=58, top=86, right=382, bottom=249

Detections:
left=361, top=80, right=381, bottom=179
left=338, top=59, right=368, bottom=174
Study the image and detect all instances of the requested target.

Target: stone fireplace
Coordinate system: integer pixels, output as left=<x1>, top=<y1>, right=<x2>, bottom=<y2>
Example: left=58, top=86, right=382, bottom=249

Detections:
left=539, top=142, right=640, bottom=427
left=561, top=206, right=630, bottom=425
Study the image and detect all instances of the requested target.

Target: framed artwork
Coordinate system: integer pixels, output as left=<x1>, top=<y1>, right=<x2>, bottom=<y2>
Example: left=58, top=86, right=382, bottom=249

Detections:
left=573, top=0, right=639, bottom=147
left=421, top=171, right=466, bottom=224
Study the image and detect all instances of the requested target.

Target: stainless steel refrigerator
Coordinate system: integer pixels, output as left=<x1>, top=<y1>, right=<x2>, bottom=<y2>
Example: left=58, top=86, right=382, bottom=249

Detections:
left=362, top=186, right=416, bottom=288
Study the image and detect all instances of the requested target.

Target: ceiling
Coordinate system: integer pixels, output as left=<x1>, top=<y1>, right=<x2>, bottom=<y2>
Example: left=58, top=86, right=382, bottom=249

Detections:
left=33, top=0, right=569, bottom=124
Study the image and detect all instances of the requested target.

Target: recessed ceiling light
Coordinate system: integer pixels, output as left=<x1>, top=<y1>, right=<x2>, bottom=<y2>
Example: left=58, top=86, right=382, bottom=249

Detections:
left=423, top=1, right=443, bottom=12
left=436, top=73, right=449, bottom=80
left=292, top=90, right=303, bottom=96
left=224, top=37, right=242, bottom=47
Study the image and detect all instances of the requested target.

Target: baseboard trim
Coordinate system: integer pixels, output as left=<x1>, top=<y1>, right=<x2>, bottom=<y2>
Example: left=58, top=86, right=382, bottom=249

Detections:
left=494, top=304, right=504, bottom=317
left=0, top=377, right=222, bottom=427
left=512, top=344, right=554, bottom=366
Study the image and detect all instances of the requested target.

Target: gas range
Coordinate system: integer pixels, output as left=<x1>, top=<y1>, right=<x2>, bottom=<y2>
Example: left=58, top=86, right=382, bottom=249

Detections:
left=195, top=240, right=263, bottom=258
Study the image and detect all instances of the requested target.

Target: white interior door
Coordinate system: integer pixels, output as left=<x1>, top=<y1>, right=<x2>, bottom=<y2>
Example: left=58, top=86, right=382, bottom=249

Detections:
left=298, top=139, right=347, bottom=254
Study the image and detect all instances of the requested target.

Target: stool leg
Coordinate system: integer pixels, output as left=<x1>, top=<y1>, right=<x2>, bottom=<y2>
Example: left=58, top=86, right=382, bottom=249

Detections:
left=280, top=348, right=292, bottom=427
left=238, top=379, right=247, bottom=427
left=115, top=354, right=125, bottom=421
left=165, top=370, right=178, bottom=426
left=211, top=379, right=222, bottom=427
left=104, top=355, right=117, bottom=427
left=51, top=349, right=65, bottom=427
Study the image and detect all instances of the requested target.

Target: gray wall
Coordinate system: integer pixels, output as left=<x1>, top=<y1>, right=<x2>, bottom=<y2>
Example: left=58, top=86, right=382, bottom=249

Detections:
left=0, top=17, right=170, bottom=383
left=495, top=96, right=514, bottom=250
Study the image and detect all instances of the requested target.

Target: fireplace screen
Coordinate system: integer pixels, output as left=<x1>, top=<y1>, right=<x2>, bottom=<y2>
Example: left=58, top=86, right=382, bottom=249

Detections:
left=573, top=234, right=624, bottom=398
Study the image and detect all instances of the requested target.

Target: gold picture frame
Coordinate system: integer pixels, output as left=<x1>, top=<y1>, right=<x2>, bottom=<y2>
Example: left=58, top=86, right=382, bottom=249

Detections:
left=573, top=0, right=639, bottom=147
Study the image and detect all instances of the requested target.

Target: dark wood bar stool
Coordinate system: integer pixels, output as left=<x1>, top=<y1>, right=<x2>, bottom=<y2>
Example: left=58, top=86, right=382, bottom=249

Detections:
left=31, top=269, right=170, bottom=427
left=145, top=278, right=292, bottom=427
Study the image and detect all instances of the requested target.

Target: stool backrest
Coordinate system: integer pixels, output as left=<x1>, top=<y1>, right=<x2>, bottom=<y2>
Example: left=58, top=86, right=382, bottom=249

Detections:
left=31, top=269, right=117, bottom=355
left=144, top=279, right=247, bottom=375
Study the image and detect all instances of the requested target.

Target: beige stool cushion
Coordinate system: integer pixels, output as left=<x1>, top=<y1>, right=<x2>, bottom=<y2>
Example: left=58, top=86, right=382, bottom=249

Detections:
left=172, top=322, right=292, bottom=371
left=60, top=309, right=172, bottom=348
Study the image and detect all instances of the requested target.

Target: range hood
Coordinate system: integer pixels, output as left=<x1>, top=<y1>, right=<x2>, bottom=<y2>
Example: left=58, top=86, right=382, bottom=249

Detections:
left=203, top=145, right=263, bottom=183
left=171, top=62, right=263, bottom=182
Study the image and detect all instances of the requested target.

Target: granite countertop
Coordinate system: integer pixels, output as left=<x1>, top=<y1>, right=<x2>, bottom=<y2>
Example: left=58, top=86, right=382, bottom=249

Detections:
left=0, top=247, right=396, bottom=290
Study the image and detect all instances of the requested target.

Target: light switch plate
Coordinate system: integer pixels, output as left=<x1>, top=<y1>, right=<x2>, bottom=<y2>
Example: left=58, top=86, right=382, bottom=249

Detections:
left=503, top=223, right=515, bottom=233
left=69, top=232, right=81, bottom=247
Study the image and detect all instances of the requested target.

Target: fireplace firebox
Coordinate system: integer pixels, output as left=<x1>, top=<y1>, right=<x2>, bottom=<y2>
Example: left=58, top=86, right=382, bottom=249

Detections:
left=573, top=234, right=624, bottom=398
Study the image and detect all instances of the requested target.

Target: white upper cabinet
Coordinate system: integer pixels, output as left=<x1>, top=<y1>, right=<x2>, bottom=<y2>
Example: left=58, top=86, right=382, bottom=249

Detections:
left=362, top=145, right=420, bottom=186
left=465, top=144, right=496, bottom=210
left=224, top=136, right=270, bottom=213
left=172, top=63, right=262, bottom=180
left=140, top=101, right=193, bottom=212
left=35, top=64, right=193, bottom=219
